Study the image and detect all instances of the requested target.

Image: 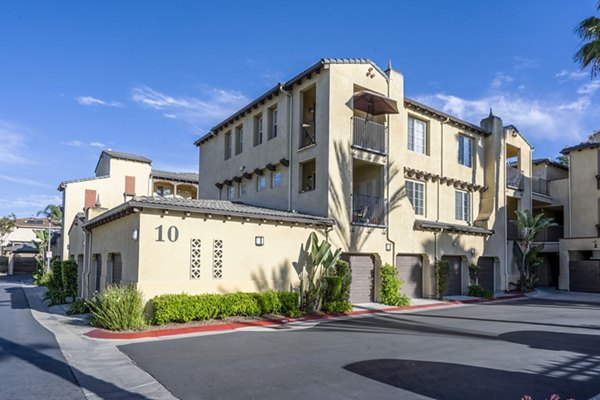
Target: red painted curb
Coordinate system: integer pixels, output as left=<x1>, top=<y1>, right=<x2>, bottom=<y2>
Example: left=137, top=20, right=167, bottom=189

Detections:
left=84, top=294, right=526, bottom=340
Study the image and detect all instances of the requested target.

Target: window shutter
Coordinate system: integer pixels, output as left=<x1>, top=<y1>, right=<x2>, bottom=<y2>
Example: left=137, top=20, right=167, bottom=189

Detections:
left=84, top=189, right=97, bottom=208
left=125, top=176, right=135, bottom=194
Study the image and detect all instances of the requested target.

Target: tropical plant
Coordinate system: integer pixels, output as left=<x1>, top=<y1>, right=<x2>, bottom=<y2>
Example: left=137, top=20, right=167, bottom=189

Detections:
left=0, top=213, right=16, bottom=237
left=299, top=232, right=341, bottom=312
left=511, top=210, right=555, bottom=291
left=32, top=229, right=51, bottom=273
left=434, top=260, right=450, bottom=300
left=468, top=263, right=479, bottom=286
left=574, top=1, right=600, bottom=78
left=88, top=284, right=147, bottom=331
left=37, top=204, right=62, bottom=223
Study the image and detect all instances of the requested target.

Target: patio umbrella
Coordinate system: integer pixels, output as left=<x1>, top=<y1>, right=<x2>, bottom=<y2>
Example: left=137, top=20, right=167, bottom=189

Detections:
left=353, top=90, right=399, bottom=116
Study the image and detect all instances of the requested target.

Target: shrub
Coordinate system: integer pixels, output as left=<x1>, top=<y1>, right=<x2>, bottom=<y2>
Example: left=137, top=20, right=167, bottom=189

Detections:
left=334, top=260, right=351, bottom=301
left=434, top=260, right=450, bottom=300
left=380, top=263, right=411, bottom=306
left=151, top=291, right=302, bottom=325
left=44, top=259, right=66, bottom=305
left=468, top=263, right=479, bottom=286
left=67, top=298, right=90, bottom=315
left=468, top=285, right=494, bottom=299
left=61, top=260, right=78, bottom=299
left=323, top=301, right=352, bottom=314
left=88, top=284, right=146, bottom=331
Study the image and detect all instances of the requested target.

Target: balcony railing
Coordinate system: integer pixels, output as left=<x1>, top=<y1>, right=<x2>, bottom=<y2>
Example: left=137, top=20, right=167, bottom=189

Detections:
left=507, top=220, right=563, bottom=242
left=300, top=123, right=316, bottom=149
left=507, top=167, right=524, bottom=190
left=507, top=220, right=522, bottom=240
left=352, top=116, right=386, bottom=154
left=532, top=178, right=549, bottom=196
left=352, top=194, right=385, bottom=226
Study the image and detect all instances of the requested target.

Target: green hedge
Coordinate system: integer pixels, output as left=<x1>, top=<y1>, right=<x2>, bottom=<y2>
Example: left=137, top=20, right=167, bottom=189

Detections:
left=380, top=263, right=411, bottom=307
left=151, top=291, right=301, bottom=325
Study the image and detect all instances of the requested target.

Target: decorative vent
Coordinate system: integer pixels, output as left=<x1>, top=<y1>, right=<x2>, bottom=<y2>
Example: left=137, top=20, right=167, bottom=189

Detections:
left=213, top=239, right=223, bottom=279
left=190, top=239, right=201, bottom=279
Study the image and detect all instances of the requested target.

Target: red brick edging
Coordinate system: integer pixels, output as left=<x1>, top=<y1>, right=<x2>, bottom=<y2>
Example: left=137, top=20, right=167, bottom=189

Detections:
left=84, top=294, right=525, bottom=340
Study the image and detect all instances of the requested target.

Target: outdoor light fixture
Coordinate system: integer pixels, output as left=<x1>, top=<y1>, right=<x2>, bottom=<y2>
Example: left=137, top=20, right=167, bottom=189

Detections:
left=470, top=248, right=476, bottom=255
left=132, top=229, right=139, bottom=241
left=385, top=243, right=392, bottom=251
left=594, top=240, right=598, bottom=249
left=255, top=236, right=264, bottom=246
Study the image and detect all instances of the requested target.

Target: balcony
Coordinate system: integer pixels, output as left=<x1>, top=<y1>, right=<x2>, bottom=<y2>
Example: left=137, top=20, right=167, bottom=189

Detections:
left=299, top=123, right=316, bottom=149
left=532, top=178, right=549, bottom=196
left=507, top=220, right=563, bottom=242
left=352, top=194, right=384, bottom=226
left=352, top=116, right=386, bottom=154
left=507, top=167, right=524, bottom=190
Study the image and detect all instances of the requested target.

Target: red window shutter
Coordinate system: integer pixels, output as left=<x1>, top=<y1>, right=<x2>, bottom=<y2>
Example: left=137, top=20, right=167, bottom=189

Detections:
left=125, top=176, right=135, bottom=194
left=84, top=189, right=97, bottom=208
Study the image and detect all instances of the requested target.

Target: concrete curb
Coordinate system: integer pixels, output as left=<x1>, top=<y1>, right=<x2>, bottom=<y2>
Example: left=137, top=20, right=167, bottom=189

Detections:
left=86, top=294, right=526, bottom=340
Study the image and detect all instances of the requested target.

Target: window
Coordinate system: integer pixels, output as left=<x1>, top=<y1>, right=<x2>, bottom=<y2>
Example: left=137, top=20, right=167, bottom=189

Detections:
left=240, top=183, right=247, bottom=196
left=458, top=135, right=473, bottom=167
left=156, top=185, right=172, bottom=197
left=235, top=125, right=243, bottom=155
left=224, top=131, right=232, bottom=160
left=272, top=171, right=282, bottom=188
left=300, top=159, right=316, bottom=192
left=269, top=108, right=278, bottom=139
left=408, top=116, right=427, bottom=154
left=228, top=185, right=237, bottom=200
left=257, top=175, right=267, bottom=192
left=84, top=189, right=97, bottom=208
left=455, top=191, right=471, bottom=222
left=406, top=180, right=425, bottom=216
left=125, top=176, right=135, bottom=194
left=254, top=114, right=263, bottom=146
left=111, top=253, right=122, bottom=285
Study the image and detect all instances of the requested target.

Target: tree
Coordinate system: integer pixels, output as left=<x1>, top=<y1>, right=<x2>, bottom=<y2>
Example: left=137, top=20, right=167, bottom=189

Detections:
left=574, top=1, right=600, bottom=78
left=556, top=154, right=570, bottom=166
left=37, top=204, right=62, bottom=223
left=0, top=214, right=16, bottom=236
left=512, top=210, right=555, bottom=291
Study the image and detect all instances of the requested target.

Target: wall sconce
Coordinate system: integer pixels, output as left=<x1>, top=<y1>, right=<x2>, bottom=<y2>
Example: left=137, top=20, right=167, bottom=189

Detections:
left=470, top=248, right=476, bottom=255
left=452, top=239, right=458, bottom=247
left=594, top=240, right=598, bottom=249
left=132, top=229, right=139, bottom=241
left=255, top=236, right=264, bottom=246
left=385, top=243, right=392, bottom=252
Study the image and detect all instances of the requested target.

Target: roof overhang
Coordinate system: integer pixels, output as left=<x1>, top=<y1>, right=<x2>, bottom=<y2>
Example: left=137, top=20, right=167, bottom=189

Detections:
left=414, top=219, right=493, bottom=236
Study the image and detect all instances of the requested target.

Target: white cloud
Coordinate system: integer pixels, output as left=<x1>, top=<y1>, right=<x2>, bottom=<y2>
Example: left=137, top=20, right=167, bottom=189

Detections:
left=577, top=80, right=600, bottom=95
left=90, top=142, right=106, bottom=148
left=555, top=69, right=588, bottom=80
left=0, top=194, right=62, bottom=217
left=131, top=85, right=249, bottom=127
left=512, top=57, right=538, bottom=70
left=0, top=122, right=31, bottom=165
left=76, top=96, right=123, bottom=108
left=0, top=175, right=52, bottom=188
left=62, top=140, right=106, bottom=149
left=491, top=72, right=514, bottom=89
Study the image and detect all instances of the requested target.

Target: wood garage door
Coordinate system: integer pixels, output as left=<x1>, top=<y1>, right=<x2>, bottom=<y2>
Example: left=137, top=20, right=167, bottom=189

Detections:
left=396, top=255, right=423, bottom=298
left=477, top=257, right=495, bottom=293
left=442, top=256, right=462, bottom=296
left=345, top=255, right=374, bottom=304
left=570, top=260, right=600, bottom=293
left=14, top=255, right=37, bottom=274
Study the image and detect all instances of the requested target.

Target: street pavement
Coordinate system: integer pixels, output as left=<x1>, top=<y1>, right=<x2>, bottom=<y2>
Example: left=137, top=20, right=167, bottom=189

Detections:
left=0, top=274, right=84, bottom=399
left=121, top=297, right=600, bottom=400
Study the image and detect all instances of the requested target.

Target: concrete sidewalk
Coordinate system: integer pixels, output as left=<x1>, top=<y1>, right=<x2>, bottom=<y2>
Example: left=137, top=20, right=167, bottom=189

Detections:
left=20, top=281, right=176, bottom=400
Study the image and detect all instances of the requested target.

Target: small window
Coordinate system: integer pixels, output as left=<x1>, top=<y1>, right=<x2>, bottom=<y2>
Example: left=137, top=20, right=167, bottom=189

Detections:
left=455, top=190, right=471, bottom=222
left=156, top=185, right=171, bottom=197
left=257, top=175, right=267, bottom=192
left=254, top=114, right=263, bottom=146
left=84, top=189, right=97, bottom=208
left=269, top=108, right=278, bottom=139
left=224, top=131, right=232, bottom=160
left=408, top=116, right=427, bottom=154
left=125, top=176, right=135, bottom=194
left=240, top=183, right=247, bottom=196
left=228, top=185, right=237, bottom=200
left=272, top=171, right=282, bottom=188
left=406, top=180, right=425, bottom=216
left=458, top=135, right=473, bottom=167
left=300, top=159, right=316, bottom=192
left=235, top=126, right=243, bottom=155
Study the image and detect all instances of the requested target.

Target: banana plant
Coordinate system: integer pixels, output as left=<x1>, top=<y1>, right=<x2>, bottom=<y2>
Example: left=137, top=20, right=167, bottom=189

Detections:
left=300, top=232, right=341, bottom=312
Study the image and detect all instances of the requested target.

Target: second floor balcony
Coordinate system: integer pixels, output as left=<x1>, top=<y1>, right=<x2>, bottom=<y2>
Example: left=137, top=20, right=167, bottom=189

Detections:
left=352, top=194, right=384, bottom=226
left=352, top=116, right=386, bottom=154
left=507, top=219, right=564, bottom=242
left=507, top=167, right=524, bottom=190
left=532, top=178, right=549, bottom=196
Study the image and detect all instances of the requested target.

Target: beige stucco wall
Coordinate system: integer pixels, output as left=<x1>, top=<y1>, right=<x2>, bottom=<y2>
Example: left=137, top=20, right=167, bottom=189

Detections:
left=567, top=148, right=598, bottom=238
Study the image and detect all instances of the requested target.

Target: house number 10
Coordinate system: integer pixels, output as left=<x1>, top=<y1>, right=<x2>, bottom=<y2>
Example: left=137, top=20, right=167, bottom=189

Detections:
left=155, top=225, right=179, bottom=242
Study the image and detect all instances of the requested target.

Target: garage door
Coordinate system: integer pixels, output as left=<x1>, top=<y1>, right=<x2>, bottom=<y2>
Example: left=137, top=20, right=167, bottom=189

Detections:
left=14, top=255, right=37, bottom=274
left=477, top=257, right=495, bottom=293
left=442, top=256, right=462, bottom=296
left=396, top=255, right=423, bottom=298
left=345, top=255, right=374, bottom=304
left=570, top=260, right=600, bottom=293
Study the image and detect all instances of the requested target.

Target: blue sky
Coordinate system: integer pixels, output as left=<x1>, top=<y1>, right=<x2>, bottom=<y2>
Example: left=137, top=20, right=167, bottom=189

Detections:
left=1, top=0, right=599, bottom=217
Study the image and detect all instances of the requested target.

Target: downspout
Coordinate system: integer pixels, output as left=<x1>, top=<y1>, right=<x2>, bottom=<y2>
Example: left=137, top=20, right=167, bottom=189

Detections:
left=281, top=86, right=293, bottom=211
left=384, top=71, right=396, bottom=266
left=568, top=153, right=572, bottom=238
left=504, top=134, right=509, bottom=291
left=83, top=228, right=92, bottom=298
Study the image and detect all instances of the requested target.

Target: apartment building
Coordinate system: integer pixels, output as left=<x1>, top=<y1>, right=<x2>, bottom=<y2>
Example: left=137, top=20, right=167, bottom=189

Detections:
left=73, top=58, right=542, bottom=301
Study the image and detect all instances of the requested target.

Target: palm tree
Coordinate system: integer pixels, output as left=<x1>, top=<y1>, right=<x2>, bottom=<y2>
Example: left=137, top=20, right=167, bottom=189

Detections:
left=574, top=1, right=600, bottom=78
left=37, top=204, right=62, bottom=223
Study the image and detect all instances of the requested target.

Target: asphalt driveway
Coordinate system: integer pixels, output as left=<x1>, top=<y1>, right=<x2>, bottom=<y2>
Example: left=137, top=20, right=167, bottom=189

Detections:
left=120, top=299, right=600, bottom=400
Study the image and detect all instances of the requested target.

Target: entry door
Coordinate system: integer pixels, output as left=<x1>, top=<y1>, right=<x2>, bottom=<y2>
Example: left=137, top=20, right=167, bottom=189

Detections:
left=396, top=255, right=423, bottom=298
left=477, top=257, right=495, bottom=293
left=345, top=255, right=374, bottom=304
left=442, top=256, right=462, bottom=296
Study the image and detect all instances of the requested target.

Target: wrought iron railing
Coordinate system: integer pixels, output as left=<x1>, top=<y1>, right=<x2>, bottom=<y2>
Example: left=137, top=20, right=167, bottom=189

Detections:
left=534, top=225, right=564, bottom=242
left=352, top=116, right=386, bottom=154
left=300, top=124, right=316, bottom=149
left=352, top=194, right=385, bottom=226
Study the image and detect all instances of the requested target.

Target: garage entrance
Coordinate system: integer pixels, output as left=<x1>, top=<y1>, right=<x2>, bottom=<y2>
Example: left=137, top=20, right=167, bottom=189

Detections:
left=342, top=254, right=374, bottom=303
left=570, top=260, right=600, bottom=293
left=441, top=256, right=462, bottom=296
left=477, top=257, right=495, bottom=293
left=396, top=255, right=423, bottom=298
